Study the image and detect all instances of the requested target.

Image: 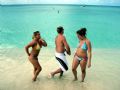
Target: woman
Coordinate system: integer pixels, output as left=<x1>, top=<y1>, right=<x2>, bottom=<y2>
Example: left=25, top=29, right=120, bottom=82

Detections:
left=72, top=28, right=92, bottom=82
left=25, top=31, right=47, bottom=81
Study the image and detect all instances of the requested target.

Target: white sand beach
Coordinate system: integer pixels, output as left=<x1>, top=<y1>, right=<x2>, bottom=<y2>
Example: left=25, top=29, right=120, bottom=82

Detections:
left=0, top=48, right=120, bottom=90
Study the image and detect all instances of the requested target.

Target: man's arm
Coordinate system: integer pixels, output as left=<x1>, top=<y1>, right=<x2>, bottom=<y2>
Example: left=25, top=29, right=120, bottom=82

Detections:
left=63, top=36, right=71, bottom=55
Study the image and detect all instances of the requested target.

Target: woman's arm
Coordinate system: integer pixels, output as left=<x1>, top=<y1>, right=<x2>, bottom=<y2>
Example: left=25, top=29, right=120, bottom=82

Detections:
left=87, top=40, right=92, bottom=68
left=74, top=43, right=80, bottom=57
left=25, top=41, right=35, bottom=56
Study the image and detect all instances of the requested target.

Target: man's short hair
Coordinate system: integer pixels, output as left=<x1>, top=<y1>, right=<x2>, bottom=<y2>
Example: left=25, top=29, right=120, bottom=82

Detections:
left=57, top=26, right=64, bottom=33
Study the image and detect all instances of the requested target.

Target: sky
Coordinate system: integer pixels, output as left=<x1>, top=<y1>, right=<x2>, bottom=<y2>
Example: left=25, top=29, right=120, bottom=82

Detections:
left=1, top=0, right=120, bottom=6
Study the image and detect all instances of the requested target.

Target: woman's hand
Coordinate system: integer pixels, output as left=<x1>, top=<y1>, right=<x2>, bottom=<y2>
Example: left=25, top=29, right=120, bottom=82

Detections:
left=40, top=38, right=45, bottom=42
left=40, top=38, right=47, bottom=47
left=88, top=62, right=91, bottom=68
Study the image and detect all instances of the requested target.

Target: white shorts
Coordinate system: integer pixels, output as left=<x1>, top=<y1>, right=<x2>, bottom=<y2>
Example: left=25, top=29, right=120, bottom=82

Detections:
left=55, top=52, right=68, bottom=72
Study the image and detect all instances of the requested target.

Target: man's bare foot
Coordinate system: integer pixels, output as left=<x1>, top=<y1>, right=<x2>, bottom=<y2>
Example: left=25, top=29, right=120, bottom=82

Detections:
left=48, top=72, right=54, bottom=78
left=59, top=75, right=63, bottom=79
left=59, top=71, right=63, bottom=79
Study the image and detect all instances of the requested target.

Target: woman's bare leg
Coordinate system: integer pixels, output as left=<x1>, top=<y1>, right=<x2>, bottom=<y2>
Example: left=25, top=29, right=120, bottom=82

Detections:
left=34, top=68, right=37, bottom=75
left=80, top=60, right=87, bottom=82
left=72, top=58, right=79, bottom=81
left=29, top=57, right=42, bottom=81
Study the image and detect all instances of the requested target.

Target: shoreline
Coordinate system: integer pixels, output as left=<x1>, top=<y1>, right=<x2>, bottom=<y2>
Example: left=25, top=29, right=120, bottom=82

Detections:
left=0, top=47, right=120, bottom=90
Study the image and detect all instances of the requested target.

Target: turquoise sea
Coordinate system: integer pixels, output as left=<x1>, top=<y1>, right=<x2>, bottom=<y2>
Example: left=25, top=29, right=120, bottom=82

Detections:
left=0, top=5, right=120, bottom=48
left=0, top=5, right=120, bottom=90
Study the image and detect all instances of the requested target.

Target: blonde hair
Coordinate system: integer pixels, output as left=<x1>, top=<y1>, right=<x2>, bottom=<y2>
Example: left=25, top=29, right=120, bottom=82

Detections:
left=32, top=31, right=40, bottom=39
left=32, top=35, right=35, bottom=39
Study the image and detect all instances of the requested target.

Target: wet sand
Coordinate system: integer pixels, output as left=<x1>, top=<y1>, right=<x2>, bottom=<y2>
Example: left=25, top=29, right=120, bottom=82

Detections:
left=0, top=48, right=120, bottom=90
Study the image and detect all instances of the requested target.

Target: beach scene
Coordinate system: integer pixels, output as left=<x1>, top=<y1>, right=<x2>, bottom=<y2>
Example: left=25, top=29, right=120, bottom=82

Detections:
left=0, top=0, right=120, bottom=90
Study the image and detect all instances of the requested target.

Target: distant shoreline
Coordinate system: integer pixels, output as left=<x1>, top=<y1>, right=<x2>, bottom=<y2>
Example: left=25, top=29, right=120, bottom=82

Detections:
left=0, top=4, right=120, bottom=7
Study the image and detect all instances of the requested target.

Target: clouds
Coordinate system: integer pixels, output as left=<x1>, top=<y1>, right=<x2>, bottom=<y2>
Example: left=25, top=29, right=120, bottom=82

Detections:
left=30, top=0, right=79, bottom=4
left=1, top=0, right=120, bottom=6
left=1, top=0, right=32, bottom=4
left=79, top=0, right=120, bottom=5
left=1, top=0, right=23, bottom=4
left=0, top=0, right=79, bottom=5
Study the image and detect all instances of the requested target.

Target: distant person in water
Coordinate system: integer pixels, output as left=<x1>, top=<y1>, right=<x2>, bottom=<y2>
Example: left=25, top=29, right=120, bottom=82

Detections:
left=58, top=10, right=59, bottom=14
left=72, top=28, right=92, bottom=82
left=49, top=26, right=71, bottom=78
left=25, top=31, right=47, bottom=81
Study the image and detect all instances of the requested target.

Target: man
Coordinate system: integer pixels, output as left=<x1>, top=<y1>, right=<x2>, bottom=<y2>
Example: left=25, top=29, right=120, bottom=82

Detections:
left=49, top=26, right=71, bottom=78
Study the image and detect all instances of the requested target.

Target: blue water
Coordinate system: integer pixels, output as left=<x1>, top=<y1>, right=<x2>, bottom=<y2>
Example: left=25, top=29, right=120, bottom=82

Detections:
left=0, top=5, right=120, bottom=48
